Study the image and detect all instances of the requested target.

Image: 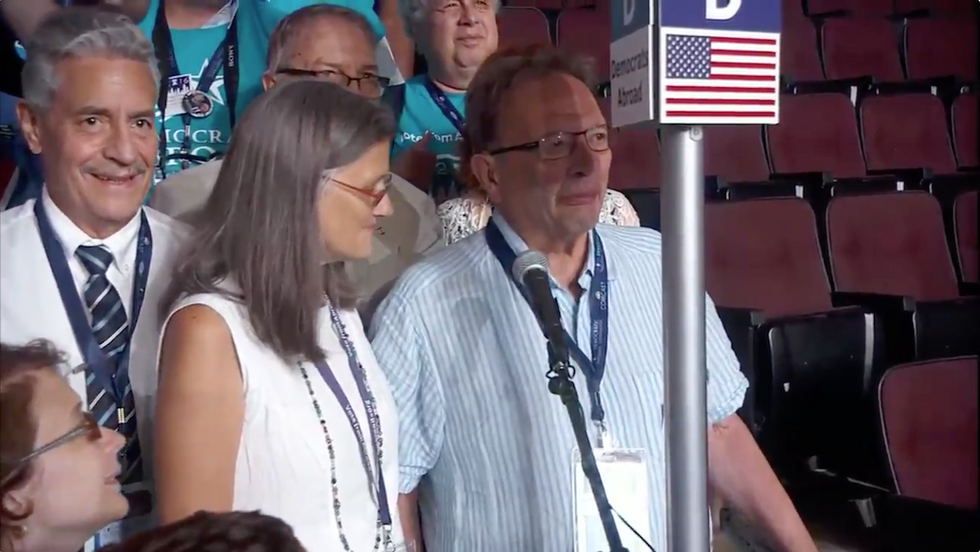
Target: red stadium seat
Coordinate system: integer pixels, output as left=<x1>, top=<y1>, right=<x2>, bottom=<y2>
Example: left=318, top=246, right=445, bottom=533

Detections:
left=496, top=7, right=551, bottom=49
left=705, top=197, right=884, bottom=476
left=703, top=126, right=770, bottom=184
left=877, top=356, right=978, bottom=509
left=781, top=18, right=825, bottom=83
left=905, top=18, right=978, bottom=81
left=826, top=191, right=979, bottom=359
left=954, top=191, right=978, bottom=283
left=768, top=93, right=866, bottom=179
left=822, top=18, right=904, bottom=82
left=860, top=94, right=958, bottom=175
left=556, top=8, right=610, bottom=80
left=951, top=93, right=977, bottom=169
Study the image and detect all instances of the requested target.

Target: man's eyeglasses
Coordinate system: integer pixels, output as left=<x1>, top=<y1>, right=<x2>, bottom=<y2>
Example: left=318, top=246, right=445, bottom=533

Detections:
left=332, top=174, right=393, bottom=207
left=0, top=411, right=102, bottom=485
left=276, top=68, right=390, bottom=97
left=488, top=126, right=611, bottom=160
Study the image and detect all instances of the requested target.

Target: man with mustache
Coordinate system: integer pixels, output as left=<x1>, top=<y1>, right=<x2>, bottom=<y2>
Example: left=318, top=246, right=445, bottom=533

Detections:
left=0, top=8, right=188, bottom=550
left=370, top=45, right=819, bottom=552
left=2, top=0, right=405, bottom=183
left=149, top=3, right=444, bottom=320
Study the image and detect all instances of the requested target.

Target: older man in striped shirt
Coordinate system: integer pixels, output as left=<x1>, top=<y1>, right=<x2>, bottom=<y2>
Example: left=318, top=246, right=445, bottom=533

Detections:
left=369, top=44, right=817, bottom=552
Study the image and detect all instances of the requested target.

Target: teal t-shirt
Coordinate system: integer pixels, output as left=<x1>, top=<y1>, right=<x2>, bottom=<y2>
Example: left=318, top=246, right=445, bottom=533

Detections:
left=392, top=75, right=465, bottom=201
left=138, top=0, right=386, bottom=179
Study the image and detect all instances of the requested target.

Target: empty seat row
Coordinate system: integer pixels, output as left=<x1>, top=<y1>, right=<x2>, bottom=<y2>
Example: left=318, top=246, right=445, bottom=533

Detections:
left=804, top=0, right=977, bottom=16
left=509, top=0, right=977, bottom=16
left=497, top=6, right=978, bottom=84
left=602, top=92, right=977, bottom=191
left=677, top=192, right=978, bottom=509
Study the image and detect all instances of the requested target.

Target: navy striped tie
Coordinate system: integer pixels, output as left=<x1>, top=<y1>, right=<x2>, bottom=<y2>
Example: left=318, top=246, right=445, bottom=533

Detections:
left=75, top=245, right=143, bottom=485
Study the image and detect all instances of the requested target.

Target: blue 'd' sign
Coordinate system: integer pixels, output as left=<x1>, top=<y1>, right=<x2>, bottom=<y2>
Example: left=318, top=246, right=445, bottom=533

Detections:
left=661, top=0, right=781, bottom=33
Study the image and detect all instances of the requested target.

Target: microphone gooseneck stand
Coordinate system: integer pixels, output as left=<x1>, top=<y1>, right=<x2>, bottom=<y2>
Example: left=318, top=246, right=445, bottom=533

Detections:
left=543, top=338, right=629, bottom=552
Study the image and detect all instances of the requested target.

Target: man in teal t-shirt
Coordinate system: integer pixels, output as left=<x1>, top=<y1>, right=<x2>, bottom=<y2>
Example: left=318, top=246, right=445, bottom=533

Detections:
left=391, top=74, right=465, bottom=202
left=135, top=0, right=393, bottom=179
left=6, top=0, right=398, bottom=182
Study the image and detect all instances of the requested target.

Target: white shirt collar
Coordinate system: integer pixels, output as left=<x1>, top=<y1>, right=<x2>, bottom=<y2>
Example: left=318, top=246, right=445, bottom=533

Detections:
left=41, top=188, right=143, bottom=273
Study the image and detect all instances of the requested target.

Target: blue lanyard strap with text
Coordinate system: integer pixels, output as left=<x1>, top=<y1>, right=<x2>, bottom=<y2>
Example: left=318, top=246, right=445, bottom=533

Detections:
left=311, top=304, right=392, bottom=529
left=423, top=78, right=465, bottom=133
left=485, top=217, right=610, bottom=423
left=33, top=200, right=153, bottom=405
left=152, top=0, right=239, bottom=173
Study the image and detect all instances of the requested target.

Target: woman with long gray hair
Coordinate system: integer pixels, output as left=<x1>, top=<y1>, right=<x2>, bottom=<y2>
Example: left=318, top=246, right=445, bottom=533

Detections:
left=152, top=80, right=409, bottom=551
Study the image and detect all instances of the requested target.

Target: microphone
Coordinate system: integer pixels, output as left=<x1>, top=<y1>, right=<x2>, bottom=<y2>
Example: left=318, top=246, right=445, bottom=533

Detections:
left=512, top=251, right=570, bottom=366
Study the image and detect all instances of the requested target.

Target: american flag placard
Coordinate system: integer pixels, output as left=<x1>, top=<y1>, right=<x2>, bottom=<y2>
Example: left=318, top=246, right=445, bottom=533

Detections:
left=658, top=28, right=780, bottom=125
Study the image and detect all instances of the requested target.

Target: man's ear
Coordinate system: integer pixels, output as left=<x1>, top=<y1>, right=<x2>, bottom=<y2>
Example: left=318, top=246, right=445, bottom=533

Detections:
left=260, top=71, right=277, bottom=92
left=16, top=100, right=43, bottom=155
left=470, top=152, right=500, bottom=202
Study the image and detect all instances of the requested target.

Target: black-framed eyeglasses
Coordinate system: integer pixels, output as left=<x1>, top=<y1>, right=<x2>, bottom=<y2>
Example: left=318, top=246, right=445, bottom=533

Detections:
left=332, top=173, right=394, bottom=207
left=275, top=68, right=390, bottom=97
left=0, top=411, right=102, bottom=485
left=487, top=126, right=611, bottom=160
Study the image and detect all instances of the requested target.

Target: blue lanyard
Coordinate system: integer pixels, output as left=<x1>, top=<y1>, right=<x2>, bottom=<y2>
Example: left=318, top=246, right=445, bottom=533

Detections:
left=152, top=0, right=239, bottom=174
left=485, top=217, right=610, bottom=423
left=32, top=200, right=153, bottom=405
left=423, top=78, right=465, bottom=133
left=311, top=304, right=392, bottom=529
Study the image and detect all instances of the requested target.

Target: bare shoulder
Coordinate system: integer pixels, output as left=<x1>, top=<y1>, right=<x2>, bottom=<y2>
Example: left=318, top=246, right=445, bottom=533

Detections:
left=160, top=304, right=240, bottom=383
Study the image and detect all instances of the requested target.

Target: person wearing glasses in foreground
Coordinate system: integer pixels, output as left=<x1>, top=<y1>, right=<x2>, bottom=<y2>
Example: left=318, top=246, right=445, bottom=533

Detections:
left=153, top=80, right=410, bottom=551
left=369, top=44, right=819, bottom=552
left=150, top=3, right=443, bottom=316
left=0, top=340, right=127, bottom=552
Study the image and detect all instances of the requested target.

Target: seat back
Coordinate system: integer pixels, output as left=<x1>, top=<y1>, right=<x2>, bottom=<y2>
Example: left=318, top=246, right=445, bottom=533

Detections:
left=768, top=93, right=866, bottom=178
left=780, top=18, right=824, bottom=82
left=860, top=94, right=958, bottom=174
left=826, top=192, right=961, bottom=301
left=703, top=126, right=769, bottom=184
left=822, top=18, right=904, bottom=81
left=905, top=18, right=978, bottom=81
left=878, top=356, right=979, bottom=509
left=706, top=198, right=833, bottom=317
left=556, top=9, right=610, bottom=80
left=955, top=190, right=978, bottom=283
left=497, top=7, right=552, bottom=49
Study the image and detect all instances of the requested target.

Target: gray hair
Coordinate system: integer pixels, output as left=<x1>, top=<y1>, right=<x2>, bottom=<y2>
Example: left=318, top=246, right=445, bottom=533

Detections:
left=21, top=7, right=160, bottom=112
left=398, top=0, right=500, bottom=41
left=265, top=4, right=376, bottom=72
left=161, top=81, right=396, bottom=363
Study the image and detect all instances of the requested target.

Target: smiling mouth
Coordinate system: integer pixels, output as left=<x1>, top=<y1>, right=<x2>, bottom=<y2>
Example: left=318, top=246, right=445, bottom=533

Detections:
left=91, top=173, right=140, bottom=185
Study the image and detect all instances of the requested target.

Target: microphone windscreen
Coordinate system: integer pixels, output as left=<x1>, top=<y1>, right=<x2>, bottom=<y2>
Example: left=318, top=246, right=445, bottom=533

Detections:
left=512, top=250, right=549, bottom=282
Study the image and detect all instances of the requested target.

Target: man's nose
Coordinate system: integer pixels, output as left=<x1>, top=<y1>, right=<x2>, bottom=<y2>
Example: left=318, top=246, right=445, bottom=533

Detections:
left=103, top=123, right=140, bottom=166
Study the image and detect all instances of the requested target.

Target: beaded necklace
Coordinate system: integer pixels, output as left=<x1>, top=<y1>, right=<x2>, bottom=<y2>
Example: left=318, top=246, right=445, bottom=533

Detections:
left=299, top=303, right=391, bottom=551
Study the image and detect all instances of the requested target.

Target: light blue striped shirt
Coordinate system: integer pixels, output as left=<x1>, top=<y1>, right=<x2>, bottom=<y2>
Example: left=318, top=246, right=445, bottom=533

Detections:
left=368, top=216, right=748, bottom=552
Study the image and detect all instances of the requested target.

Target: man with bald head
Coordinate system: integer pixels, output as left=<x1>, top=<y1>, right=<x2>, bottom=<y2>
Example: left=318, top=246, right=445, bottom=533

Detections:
left=150, top=3, right=443, bottom=316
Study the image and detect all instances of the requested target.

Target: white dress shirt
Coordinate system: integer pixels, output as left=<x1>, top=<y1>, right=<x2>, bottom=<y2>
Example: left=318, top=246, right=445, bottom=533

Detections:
left=0, top=190, right=189, bottom=549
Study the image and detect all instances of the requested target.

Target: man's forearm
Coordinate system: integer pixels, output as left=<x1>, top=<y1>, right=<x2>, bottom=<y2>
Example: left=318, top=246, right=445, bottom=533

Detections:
left=398, top=490, right=423, bottom=551
left=707, top=415, right=818, bottom=552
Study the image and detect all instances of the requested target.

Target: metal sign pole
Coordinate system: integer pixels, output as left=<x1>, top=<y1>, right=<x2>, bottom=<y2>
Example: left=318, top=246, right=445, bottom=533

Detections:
left=611, top=0, right=781, bottom=549
left=660, top=125, right=709, bottom=552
